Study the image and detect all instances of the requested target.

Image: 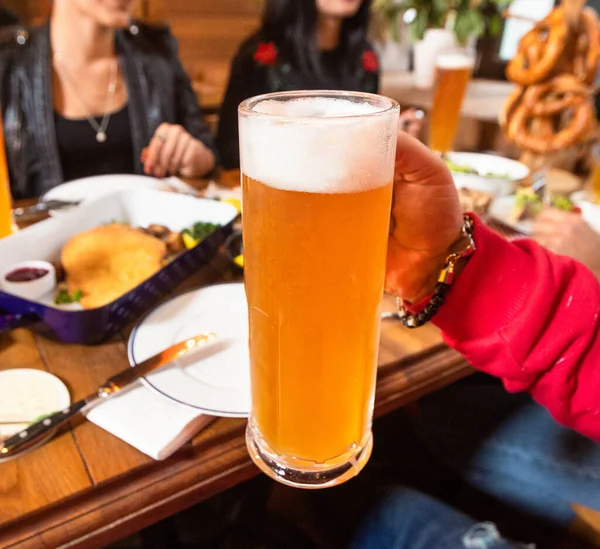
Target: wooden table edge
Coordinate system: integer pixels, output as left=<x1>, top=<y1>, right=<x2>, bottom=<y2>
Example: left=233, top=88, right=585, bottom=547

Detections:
left=0, top=344, right=473, bottom=549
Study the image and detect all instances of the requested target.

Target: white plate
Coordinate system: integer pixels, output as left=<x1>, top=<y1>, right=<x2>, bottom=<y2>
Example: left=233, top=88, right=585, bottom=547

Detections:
left=572, top=191, right=600, bottom=234
left=490, top=193, right=600, bottom=236
left=128, top=283, right=250, bottom=417
left=447, top=152, right=529, bottom=197
left=41, top=174, right=172, bottom=212
left=0, top=369, right=70, bottom=460
left=488, top=195, right=533, bottom=235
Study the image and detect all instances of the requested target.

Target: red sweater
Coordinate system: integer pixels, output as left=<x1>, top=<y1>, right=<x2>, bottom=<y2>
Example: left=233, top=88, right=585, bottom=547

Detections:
left=434, top=217, right=600, bottom=441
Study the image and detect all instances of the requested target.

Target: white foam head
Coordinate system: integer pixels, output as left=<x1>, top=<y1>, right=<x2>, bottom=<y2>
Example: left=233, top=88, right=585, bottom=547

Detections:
left=436, top=53, right=475, bottom=70
left=239, top=95, right=399, bottom=194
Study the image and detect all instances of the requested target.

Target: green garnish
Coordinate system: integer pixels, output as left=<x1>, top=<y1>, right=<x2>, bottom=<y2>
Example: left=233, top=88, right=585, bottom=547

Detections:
left=445, top=159, right=512, bottom=180
left=484, top=171, right=512, bottom=180
left=181, top=221, right=221, bottom=243
left=445, top=158, right=478, bottom=175
left=552, top=196, right=574, bottom=212
left=55, top=288, right=83, bottom=305
left=515, top=188, right=575, bottom=216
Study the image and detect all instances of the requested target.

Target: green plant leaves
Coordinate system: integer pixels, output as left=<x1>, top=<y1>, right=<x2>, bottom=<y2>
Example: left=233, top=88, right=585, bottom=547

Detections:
left=371, top=0, right=512, bottom=43
left=488, top=12, right=503, bottom=36
left=453, top=8, right=485, bottom=44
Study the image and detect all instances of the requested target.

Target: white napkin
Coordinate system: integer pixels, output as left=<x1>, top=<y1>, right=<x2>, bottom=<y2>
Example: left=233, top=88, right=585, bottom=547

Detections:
left=86, top=382, right=215, bottom=460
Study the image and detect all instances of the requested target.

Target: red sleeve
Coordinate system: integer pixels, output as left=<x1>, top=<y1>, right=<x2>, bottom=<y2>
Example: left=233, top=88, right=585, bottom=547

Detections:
left=434, top=216, right=600, bottom=441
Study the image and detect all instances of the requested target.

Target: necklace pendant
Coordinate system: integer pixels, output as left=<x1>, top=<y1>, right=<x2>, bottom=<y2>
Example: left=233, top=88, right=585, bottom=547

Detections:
left=96, top=131, right=107, bottom=143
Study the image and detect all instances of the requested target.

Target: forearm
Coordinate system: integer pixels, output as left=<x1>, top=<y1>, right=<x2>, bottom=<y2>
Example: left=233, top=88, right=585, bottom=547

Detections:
left=434, top=217, right=600, bottom=440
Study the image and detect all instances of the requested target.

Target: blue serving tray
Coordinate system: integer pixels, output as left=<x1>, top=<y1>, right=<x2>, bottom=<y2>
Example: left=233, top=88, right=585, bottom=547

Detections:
left=0, top=189, right=236, bottom=344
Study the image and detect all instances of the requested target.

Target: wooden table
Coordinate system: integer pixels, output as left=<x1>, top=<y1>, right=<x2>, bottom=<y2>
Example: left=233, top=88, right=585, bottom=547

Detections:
left=0, top=178, right=473, bottom=549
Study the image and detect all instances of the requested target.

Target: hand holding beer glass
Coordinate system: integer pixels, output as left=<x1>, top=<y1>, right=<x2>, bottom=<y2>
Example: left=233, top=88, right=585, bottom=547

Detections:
left=428, top=48, right=476, bottom=155
left=239, top=91, right=399, bottom=488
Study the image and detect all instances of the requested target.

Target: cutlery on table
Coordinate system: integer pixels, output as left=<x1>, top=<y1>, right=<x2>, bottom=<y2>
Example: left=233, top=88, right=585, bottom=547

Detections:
left=13, top=199, right=81, bottom=222
left=0, top=332, right=216, bottom=458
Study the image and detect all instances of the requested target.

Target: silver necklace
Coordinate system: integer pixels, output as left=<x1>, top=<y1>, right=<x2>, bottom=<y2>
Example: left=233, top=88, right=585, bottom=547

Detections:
left=54, top=53, right=118, bottom=143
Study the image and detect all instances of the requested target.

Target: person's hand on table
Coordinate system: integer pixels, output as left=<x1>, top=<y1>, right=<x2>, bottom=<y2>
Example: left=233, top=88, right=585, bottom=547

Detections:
left=533, top=208, right=600, bottom=278
left=141, top=123, right=215, bottom=178
left=385, top=132, right=463, bottom=304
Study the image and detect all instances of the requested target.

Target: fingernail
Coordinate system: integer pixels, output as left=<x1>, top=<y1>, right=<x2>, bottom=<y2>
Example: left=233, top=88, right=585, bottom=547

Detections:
left=155, top=169, right=163, bottom=178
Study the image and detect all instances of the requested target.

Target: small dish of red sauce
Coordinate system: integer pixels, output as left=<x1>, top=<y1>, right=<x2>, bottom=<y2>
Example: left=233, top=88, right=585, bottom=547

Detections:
left=5, top=267, right=50, bottom=283
left=1, top=260, right=56, bottom=301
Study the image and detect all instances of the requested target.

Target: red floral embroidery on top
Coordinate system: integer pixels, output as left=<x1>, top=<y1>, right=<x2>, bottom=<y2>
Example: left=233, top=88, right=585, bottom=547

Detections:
left=254, top=42, right=278, bottom=66
left=362, top=50, right=378, bottom=72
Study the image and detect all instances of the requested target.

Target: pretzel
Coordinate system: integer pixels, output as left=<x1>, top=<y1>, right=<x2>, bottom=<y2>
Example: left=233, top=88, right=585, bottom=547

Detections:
left=522, top=75, right=588, bottom=116
left=576, top=8, right=600, bottom=84
left=499, top=86, right=524, bottom=130
left=507, top=8, right=568, bottom=85
left=506, top=76, right=595, bottom=153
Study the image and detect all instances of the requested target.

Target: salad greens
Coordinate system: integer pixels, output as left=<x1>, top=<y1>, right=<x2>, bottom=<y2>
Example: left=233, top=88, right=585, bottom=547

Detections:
left=445, top=158, right=512, bottom=180
left=181, top=221, right=221, bottom=243
left=55, top=288, right=83, bottom=305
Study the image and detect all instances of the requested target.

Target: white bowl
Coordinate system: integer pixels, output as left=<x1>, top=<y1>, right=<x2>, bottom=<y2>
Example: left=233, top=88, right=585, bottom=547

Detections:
left=571, top=191, right=600, bottom=233
left=447, top=152, right=529, bottom=197
left=0, top=260, right=56, bottom=301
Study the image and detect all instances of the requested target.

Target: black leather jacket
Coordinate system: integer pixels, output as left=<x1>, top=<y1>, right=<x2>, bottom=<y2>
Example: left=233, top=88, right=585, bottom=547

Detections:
left=0, top=22, right=217, bottom=199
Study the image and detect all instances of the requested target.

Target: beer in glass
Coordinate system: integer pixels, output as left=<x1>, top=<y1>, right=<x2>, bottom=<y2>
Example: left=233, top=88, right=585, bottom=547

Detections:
left=0, top=113, right=12, bottom=239
left=239, top=91, right=399, bottom=488
left=429, top=49, right=475, bottom=154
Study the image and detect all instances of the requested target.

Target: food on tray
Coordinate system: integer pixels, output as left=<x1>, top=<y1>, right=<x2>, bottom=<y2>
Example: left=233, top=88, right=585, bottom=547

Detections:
left=457, top=187, right=493, bottom=216
left=181, top=221, right=221, bottom=250
left=1, top=219, right=223, bottom=310
left=501, top=6, right=599, bottom=160
left=511, top=187, right=579, bottom=221
left=61, top=224, right=168, bottom=309
left=54, top=288, right=83, bottom=305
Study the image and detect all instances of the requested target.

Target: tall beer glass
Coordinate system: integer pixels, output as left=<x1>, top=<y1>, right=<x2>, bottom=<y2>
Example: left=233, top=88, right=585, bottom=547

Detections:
left=0, top=112, right=13, bottom=239
left=239, top=91, right=399, bottom=489
left=429, top=48, right=475, bottom=154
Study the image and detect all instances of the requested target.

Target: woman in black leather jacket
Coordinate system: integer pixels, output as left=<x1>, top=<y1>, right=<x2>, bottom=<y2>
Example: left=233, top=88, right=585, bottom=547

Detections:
left=0, top=0, right=216, bottom=199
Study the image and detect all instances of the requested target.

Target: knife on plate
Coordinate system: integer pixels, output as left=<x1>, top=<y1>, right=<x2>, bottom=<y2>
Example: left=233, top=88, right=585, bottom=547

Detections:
left=0, top=332, right=216, bottom=458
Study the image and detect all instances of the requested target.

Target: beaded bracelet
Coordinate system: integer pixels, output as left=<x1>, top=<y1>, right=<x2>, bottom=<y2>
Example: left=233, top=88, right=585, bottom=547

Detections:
left=395, top=215, right=476, bottom=329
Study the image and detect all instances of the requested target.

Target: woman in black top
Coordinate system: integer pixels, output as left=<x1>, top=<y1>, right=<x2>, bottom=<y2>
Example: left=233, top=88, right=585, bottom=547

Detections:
left=0, top=0, right=216, bottom=199
left=217, top=0, right=384, bottom=170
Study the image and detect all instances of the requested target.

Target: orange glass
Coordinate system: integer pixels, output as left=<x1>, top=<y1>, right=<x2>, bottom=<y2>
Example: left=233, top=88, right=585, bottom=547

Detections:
left=239, top=91, right=399, bottom=489
left=429, top=49, right=475, bottom=154
left=0, top=112, right=13, bottom=238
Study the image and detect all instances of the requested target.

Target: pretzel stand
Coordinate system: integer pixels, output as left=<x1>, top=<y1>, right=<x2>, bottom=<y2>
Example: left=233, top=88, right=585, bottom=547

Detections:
left=500, top=0, right=600, bottom=173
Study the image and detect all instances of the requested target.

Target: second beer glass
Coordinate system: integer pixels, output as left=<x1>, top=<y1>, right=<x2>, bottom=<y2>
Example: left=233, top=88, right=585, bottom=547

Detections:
left=239, top=91, right=399, bottom=489
left=429, top=48, right=475, bottom=154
